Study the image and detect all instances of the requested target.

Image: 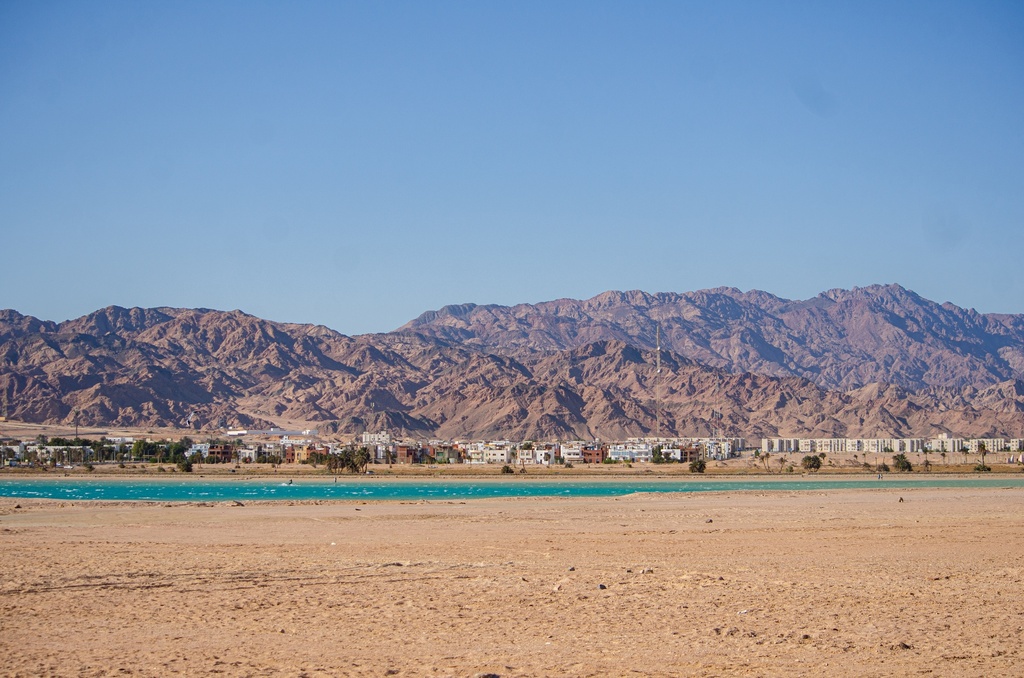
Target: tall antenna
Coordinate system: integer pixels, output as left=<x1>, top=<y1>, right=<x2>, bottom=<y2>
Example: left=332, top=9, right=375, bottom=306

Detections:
left=655, top=323, right=661, bottom=439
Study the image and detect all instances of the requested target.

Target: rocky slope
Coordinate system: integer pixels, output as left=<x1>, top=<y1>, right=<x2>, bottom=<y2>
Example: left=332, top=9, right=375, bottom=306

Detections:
left=399, top=284, right=1024, bottom=391
left=2, top=287, right=1024, bottom=440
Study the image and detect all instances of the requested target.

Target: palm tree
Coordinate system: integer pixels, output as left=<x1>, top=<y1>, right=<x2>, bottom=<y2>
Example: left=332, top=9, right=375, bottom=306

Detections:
left=892, top=453, right=913, bottom=472
left=353, top=447, right=371, bottom=473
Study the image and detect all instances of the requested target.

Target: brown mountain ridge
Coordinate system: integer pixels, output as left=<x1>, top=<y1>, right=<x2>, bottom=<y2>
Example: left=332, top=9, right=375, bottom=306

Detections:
left=400, top=284, right=1024, bottom=391
left=2, top=284, right=1024, bottom=440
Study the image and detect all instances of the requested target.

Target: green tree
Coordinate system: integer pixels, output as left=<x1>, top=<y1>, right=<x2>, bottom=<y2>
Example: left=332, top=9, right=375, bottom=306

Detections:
left=131, top=439, right=160, bottom=461
left=168, top=440, right=189, bottom=463
left=326, top=451, right=344, bottom=475
left=974, top=442, right=991, bottom=472
left=652, top=445, right=665, bottom=464
left=801, top=455, right=822, bottom=471
left=892, top=453, right=913, bottom=472
left=349, top=447, right=371, bottom=473
left=328, top=446, right=372, bottom=474
left=689, top=458, right=706, bottom=474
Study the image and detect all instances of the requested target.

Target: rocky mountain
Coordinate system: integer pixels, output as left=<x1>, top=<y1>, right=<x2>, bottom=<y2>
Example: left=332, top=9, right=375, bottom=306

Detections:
left=399, top=284, right=1024, bottom=392
left=2, top=286, right=1024, bottom=440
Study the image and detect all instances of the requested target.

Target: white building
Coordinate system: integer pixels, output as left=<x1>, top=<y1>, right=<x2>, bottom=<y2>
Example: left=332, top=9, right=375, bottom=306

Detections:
left=483, top=448, right=512, bottom=464
left=761, top=438, right=801, bottom=454
left=608, top=443, right=652, bottom=463
left=361, top=431, right=391, bottom=446
left=703, top=439, right=733, bottom=460
left=559, top=442, right=586, bottom=463
left=925, top=434, right=965, bottom=454
left=237, top=447, right=258, bottom=462
left=966, top=438, right=1006, bottom=453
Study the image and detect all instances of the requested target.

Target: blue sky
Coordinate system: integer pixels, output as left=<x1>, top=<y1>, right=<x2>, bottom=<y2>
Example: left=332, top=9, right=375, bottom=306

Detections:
left=2, top=1, right=1022, bottom=334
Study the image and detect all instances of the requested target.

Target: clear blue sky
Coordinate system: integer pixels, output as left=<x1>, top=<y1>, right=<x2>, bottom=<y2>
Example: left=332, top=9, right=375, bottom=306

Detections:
left=2, top=1, right=1022, bottom=334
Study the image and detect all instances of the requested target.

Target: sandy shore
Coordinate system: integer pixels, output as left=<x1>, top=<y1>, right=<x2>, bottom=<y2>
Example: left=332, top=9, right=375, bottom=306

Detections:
left=1, top=487, right=1022, bottom=677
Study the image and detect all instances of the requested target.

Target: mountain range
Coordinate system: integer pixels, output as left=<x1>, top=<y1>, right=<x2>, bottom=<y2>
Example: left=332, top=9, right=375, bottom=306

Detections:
left=2, top=284, right=1023, bottom=440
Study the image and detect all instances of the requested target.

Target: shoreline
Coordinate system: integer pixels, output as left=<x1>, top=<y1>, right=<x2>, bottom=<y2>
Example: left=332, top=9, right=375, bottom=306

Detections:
left=2, top=471, right=1024, bottom=485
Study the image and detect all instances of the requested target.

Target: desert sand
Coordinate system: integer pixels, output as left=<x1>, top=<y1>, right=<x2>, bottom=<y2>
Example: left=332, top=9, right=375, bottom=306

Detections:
left=1, top=486, right=1022, bottom=677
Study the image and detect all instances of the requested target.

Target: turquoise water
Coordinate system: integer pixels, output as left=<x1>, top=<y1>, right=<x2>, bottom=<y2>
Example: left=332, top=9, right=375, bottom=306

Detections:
left=1, top=476, right=1022, bottom=502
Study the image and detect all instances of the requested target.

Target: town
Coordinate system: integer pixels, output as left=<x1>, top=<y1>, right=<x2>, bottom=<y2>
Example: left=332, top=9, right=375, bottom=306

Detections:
left=3, top=429, right=1024, bottom=470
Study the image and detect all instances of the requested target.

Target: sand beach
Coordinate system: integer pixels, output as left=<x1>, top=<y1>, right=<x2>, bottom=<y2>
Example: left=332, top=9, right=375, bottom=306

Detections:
left=1, top=485, right=1022, bottom=676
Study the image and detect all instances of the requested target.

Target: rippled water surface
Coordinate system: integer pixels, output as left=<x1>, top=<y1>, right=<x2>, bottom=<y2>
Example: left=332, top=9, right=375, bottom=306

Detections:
left=2, top=476, right=1022, bottom=502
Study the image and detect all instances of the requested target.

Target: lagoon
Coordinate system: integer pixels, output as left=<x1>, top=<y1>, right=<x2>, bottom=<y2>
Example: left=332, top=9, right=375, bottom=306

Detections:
left=2, top=476, right=1023, bottom=502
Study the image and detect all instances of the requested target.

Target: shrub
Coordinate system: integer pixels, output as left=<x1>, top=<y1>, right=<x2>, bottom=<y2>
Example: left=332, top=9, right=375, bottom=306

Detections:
left=564, top=462, right=574, bottom=469
left=176, top=459, right=193, bottom=473
left=892, top=454, right=913, bottom=473
left=689, top=458, right=706, bottom=474
left=974, top=463, right=991, bottom=473
left=801, top=455, right=822, bottom=471
left=500, top=464, right=514, bottom=474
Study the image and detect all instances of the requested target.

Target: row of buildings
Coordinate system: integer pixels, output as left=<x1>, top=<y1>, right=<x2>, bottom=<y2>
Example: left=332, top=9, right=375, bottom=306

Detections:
left=184, top=435, right=747, bottom=466
left=7, top=430, right=1024, bottom=468
left=367, top=436, right=745, bottom=465
left=761, top=433, right=1024, bottom=456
